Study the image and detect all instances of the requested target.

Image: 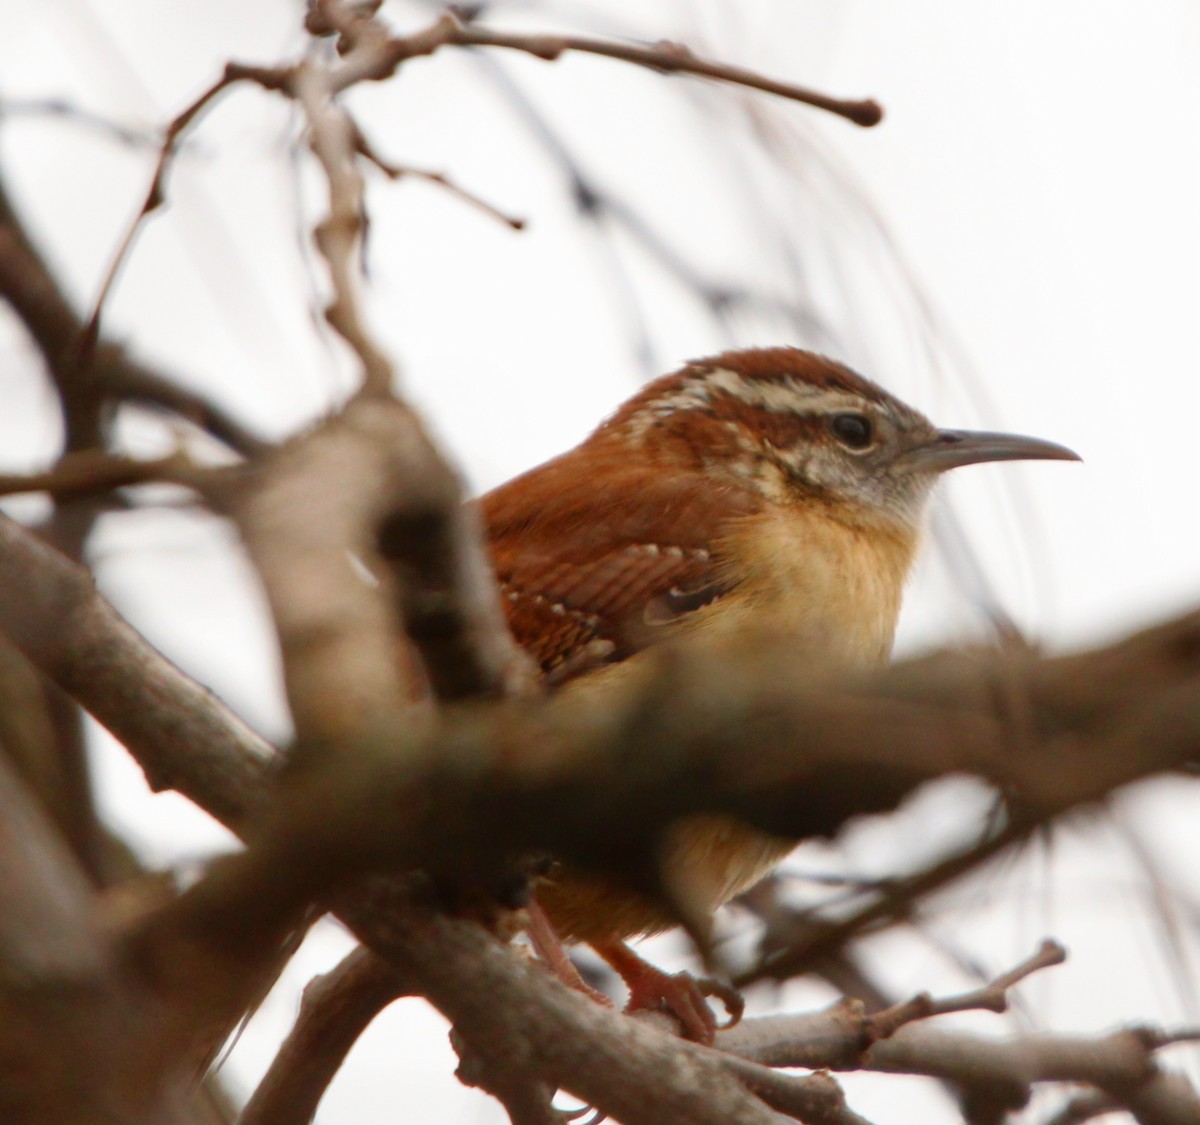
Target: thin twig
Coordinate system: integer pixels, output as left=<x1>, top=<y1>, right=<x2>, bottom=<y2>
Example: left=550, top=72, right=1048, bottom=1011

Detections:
left=0, top=97, right=161, bottom=148
left=368, top=14, right=883, bottom=126
left=736, top=818, right=1036, bottom=987
left=355, top=129, right=526, bottom=230
left=864, top=939, right=1068, bottom=1040
left=78, top=62, right=293, bottom=370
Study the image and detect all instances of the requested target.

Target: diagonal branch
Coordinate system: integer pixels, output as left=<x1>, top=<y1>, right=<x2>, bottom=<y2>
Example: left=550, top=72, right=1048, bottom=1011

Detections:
left=238, top=946, right=410, bottom=1125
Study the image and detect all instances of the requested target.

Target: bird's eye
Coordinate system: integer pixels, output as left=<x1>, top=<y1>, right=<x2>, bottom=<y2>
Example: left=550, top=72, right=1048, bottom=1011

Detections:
left=829, top=412, right=874, bottom=450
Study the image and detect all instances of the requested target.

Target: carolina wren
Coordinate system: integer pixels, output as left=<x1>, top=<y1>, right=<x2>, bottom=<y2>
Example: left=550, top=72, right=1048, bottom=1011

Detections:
left=481, top=346, right=1077, bottom=1032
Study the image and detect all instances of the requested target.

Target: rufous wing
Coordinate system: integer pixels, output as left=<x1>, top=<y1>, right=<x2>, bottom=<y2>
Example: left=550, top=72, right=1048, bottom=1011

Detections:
left=481, top=451, right=760, bottom=680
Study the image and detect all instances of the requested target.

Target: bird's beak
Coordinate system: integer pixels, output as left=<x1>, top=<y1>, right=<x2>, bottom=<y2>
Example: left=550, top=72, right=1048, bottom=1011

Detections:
left=894, top=429, right=1082, bottom=474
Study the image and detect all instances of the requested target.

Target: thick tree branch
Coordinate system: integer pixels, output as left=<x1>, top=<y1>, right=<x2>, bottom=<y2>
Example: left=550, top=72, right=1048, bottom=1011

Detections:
left=158, top=610, right=1200, bottom=961
left=0, top=734, right=227, bottom=1125
left=0, top=512, right=275, bottom=832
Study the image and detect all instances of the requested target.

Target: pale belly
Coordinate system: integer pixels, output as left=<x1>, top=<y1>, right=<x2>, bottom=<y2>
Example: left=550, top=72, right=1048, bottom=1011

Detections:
left=539, top=507, right=920, bottom=943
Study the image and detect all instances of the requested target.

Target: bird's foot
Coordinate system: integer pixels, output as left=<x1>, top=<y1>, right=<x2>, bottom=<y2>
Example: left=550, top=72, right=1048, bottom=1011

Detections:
left=594, top=940, right=744, bottom=1046
left=525, top=899, right=615, bottom=1009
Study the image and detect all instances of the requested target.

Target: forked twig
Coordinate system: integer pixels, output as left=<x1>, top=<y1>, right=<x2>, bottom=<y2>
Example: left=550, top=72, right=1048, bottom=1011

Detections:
left=864, top=939, right=1067, bottom=1040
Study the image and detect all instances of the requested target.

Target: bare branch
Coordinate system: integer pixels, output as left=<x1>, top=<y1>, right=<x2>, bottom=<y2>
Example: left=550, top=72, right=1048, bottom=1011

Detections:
left=105, top=365, right=269, bottom=457
left=148, top=609, right=1200, bottom=969
left=737, top=818, right=1032, bottom=988
left=293, top=64, right=395, bottom=397
left=209, top=393, right=528, bottom=745
left=0, top=173, right=266, bottom=457
left=718, top=1059, right=876, bottom=1125
left=77, top=62, right=293, bottom=367
left=864, top=940, right=1068, bottom=1040
left=355, top=129, right=526, bottom=231
left=0, top=450, right=211, bottom=500
left=0, top=512, right=275, bottom=832
left=4, top=503, right=1199, bottom=1122
left=239, top=947, right=409, bottom=1125
left=0, top=737, right=224, bottom=1124
left=866, top=1024, right=1200, bottom=1125
left=362, top=13, right=883, bottom=126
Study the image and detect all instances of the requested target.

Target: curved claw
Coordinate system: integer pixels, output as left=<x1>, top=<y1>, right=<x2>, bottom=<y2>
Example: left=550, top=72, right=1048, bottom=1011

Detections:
left=591, top=941, right=747, bottom=1045
left=695, top=974, right=745, bottom=1031
left=631, top=969, right=719, bottom=1044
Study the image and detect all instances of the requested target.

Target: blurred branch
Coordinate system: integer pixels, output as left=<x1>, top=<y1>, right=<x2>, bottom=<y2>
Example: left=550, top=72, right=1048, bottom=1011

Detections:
left=239, top=947, right=410, bottom=1125
left=0, top=172, right=267, bottom=457
left=459, top=53, right=830, bottom=374
left=106, top=366, right=269, bottom=456
left=865, top=1025, right=1200, bottom=1125
left=737, top=817, right=1032, bottom=988
left=0, top=731, right=227, bottom=1124
left=209, top=393, right=530, bottom=744
left=0, top=97, right=161, bottom=147
left=0, top=511, right=275, bottom=832
left=76, top=60, right=292, bottom=373
left=155, top=610, right=1200, bottom=963
left=2, top=503, right=1199, bottom=1120
left=0, top=450, right=209, bottom=499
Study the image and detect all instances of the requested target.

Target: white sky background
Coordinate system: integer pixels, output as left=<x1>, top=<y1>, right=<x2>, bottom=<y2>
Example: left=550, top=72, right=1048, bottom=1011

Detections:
left=1, top=2, right=1199, bottom=1122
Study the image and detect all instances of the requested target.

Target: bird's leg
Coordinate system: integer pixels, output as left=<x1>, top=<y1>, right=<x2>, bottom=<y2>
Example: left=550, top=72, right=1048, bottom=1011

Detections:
left=590, top=939, right=744, bottom=1047
left=525, top=900, right=613, bottom=1007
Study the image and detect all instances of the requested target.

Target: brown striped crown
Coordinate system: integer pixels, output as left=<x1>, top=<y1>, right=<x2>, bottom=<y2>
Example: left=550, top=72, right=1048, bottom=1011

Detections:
left=591, top=347, right=941, bottom=526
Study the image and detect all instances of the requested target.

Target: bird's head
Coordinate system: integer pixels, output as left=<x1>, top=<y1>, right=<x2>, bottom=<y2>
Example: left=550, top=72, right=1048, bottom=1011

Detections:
left=599, top=347, right=1079, bottom=533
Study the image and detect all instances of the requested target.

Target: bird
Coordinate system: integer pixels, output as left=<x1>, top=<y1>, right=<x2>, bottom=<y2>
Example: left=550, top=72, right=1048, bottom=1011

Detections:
left=480, top=346, right=1078, bottom=1040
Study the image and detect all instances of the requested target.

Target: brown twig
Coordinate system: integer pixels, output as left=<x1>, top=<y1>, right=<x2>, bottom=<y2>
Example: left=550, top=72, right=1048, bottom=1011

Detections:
left=0, top=140, right=266, bottom=460
left=0, top=450, right=209, bottom=500
left=354, top=129, right=526, bottom=231
left=0, top=512, right=276, bottom=832
left=239, top=947, right=409, bottom=1125
left=734, top=806, right=1035, bottom=988
left=77, top=62, right=293, bottom=370
left=864, top=939, right=1067, bottom=1040
left=366, top=13, right=883, bottom=126
left=104, top=365, right=269, bottom=456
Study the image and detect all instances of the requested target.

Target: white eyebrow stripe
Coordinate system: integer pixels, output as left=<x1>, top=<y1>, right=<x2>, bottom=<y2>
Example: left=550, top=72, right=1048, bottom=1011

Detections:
left=696, top=369, right=873, bottom=417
